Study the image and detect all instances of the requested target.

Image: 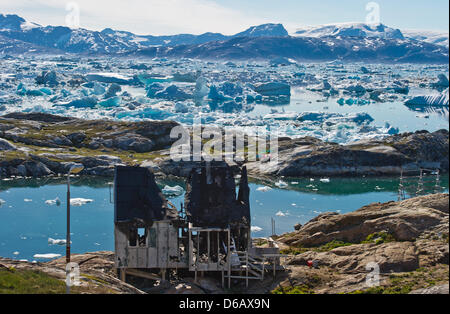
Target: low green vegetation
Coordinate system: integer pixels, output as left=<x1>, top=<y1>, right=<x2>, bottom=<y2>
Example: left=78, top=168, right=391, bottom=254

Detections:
left=280, top=240, right=355, bottom=256
left=0, top=268, right=66, bottom=294
left=272, top=285, right=315, bottom=294
left=361, top=232, right=396, bottom=245
left=349, top=265, right=449, bottom=294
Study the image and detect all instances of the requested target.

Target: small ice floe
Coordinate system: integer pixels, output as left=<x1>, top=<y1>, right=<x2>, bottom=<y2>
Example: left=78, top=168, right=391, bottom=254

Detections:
left=94, top=242, right=101, bottom=246
left=48, top=238, right=67, bottom=246
left=320, top=178, right=330, bottom=183
left=0, top=199, right=5, bottom=206
left=45, top=197, right=61, bottom=206
left=291, top=203, right=297, bottom=207
left=291, top=182, right=299, bottom=185
left=275, top=180, right=288, bottom=189
left=276, top=211, right=287, bottom=217
left=13, top=251, right=19, bottom=255
left=162, top=185, right=184, bottom=197
left=251, top=226, right=263, bottom=233
left=33, top=253, right=62, bottom=260
left=19, top=259, right=28, bottom=262
left=256, top=186, right=272, bottom=192
left=70, top=198, right=94, bottom=206
left=24, top=199, right=32, bottom=202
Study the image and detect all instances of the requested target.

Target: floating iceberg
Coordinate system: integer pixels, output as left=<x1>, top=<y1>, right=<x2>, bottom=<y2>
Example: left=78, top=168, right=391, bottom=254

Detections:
left=162, top=185, right=184, bottom=197
left=59, top=96, right=98, bottom=108
left=405, top=89, right=449, bottom=107
left=86, top=73, right=133, bottom=85
left=33, top=253, right=62, bottom=259
left=70, top=198, right=94, bottom=206
left=251, top=226, right=263, bottom=232
left=45, top=197, right=61, bottom=206
left=48, top=238, right=67, bottom=245
left=0, top=199, right=5, bottom=206
left=256, top=186, right=272, bottom=192
left=252, top=82, right=291, bottom=96
left=275, top=180, right=288, bottom=189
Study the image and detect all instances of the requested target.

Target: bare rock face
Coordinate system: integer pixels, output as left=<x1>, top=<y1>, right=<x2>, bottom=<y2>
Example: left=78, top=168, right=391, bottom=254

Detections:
left=0, top=138, right=16, bottom=151
left=410, top=284, right=449, bottom=294
left=289, top=242, right=420, bottom=273
left=278, top=194, right=449, bottom=247
left=246, top=130, right=449, bottom=177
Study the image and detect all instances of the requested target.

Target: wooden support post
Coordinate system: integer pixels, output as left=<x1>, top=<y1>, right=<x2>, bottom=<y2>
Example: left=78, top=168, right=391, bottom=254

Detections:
left=207, top=231, right=210, bottom=263
left=245, top=252, right=249, bottom=288
left=120, top=268, right=126, bottom=282
left=222, top=270, right=225, bottom=287
left=227, top=229, right=231, bottom=289
left=273, top=258, right=276, bottom=277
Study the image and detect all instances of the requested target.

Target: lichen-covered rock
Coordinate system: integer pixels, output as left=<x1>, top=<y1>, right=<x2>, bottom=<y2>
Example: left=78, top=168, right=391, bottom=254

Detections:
left=278, top=194, right=449, bottom=247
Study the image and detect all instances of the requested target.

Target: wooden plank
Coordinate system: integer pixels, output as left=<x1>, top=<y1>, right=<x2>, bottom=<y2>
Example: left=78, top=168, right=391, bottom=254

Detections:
left=125, top=268, right=160, bottom=281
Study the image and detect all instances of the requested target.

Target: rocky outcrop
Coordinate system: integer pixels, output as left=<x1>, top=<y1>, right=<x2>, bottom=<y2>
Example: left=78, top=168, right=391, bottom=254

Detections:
left=410, top=284, right=449, bottom=294
left=0, top=113, right=179, bottom=177
left=278, top=194, right=449, bottom=247
left=246, top=130, right=449, bottom=177
left=274, top=194, right=449, bottom=294
left=289, top=241, right=420, bottom=273
left=0, top=252, right=144, bottom=294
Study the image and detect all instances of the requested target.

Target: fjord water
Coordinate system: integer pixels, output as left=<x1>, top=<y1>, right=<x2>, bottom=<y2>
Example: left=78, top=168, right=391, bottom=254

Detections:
left=0, top=176, right=448, bottom=262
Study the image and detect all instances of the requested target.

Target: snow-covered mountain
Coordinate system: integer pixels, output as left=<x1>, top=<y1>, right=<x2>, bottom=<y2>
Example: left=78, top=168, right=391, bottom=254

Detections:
left=402, top=30, right=449, bottom=48
left=0, top=13, right=448, bottom=63
left=293, top=23, right=405, bottom=40
left=291, top=22, right=449, bottom=48
left=234, top=23, right=289, bottom=38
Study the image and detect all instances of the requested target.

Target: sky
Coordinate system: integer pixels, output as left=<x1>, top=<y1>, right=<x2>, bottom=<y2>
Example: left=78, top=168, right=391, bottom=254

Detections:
left=1, top=0, right=449, bottom=35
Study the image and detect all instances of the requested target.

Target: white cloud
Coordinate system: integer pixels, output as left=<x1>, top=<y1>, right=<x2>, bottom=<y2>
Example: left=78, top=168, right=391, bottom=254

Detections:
left=0, top=0, right=266, bottom=35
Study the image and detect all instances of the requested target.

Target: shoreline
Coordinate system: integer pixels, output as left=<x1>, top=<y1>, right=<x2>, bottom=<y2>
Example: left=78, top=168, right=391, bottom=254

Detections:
left=0, top=193, right=448, bottom=294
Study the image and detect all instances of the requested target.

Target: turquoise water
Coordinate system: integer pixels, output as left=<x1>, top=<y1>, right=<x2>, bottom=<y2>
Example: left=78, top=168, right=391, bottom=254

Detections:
left=0, top=175, right=448, bottom=262
left=248, top=87, right=449, bottom=134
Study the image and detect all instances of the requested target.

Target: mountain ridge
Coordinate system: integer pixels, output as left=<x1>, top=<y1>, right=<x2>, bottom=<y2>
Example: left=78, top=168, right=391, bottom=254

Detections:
left=0, top=13, right=448, bottom=63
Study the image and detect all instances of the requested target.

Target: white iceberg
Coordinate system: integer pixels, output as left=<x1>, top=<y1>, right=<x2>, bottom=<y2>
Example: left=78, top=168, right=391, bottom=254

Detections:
left=70, top=198, right=94, bottom=206
left=0, top=199, right=5, bottom=206
left=45, top=197, right=61, bottom=206
left=405, top=89, right=449, bottom=107
left=276, top=211, right=287, bottom=217
left=48, top=238, right=67, bottom=245
left=251, top=226, right=263, bottom=232
left=33, top=253, right=62, bottom=259
left=256, top=186, right=272, bottom=192
left=275, top=180, right=288, bottom=189
left=320, top=178, right=331, bottom=183
left=162, top=185, right=184, bottom=197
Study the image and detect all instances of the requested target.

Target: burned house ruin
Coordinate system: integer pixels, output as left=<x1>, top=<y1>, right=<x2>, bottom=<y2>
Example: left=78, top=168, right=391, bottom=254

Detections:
left=114, top=163, right=282, bottom=287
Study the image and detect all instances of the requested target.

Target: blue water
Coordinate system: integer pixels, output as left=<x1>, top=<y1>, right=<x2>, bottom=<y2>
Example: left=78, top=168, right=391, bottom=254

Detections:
left=0, top=175, right=448, bottom=262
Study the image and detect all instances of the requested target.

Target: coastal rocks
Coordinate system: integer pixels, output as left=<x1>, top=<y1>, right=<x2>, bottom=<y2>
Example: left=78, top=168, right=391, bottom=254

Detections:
left=289, top=241, right=420, bottom=273
left=0, top=113, right=179, bottom=177
left=245, top=130, right=449, bottom=177
left=0, top=138, right=17, bottom=151
left=278, top=193, right=449, bottom=247
left=23, top=160, right=53, bottom=177
left=114, top=135, right=155, bottom=153
left=410, top=284, right=449, bottom=294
